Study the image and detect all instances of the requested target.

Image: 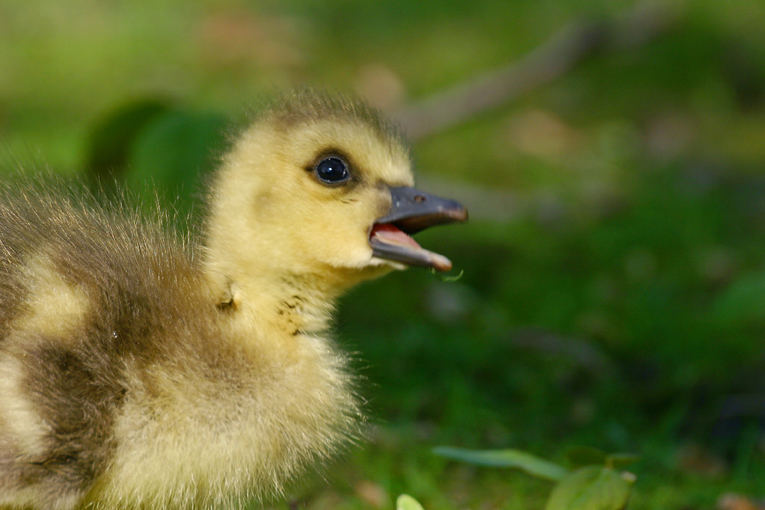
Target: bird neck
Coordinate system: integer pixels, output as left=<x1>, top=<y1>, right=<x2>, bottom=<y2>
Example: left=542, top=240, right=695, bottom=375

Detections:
left=205, top=262, right=357, bottom=340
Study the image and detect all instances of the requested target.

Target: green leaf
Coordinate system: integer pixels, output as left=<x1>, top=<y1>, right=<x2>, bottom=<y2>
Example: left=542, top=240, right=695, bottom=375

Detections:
left=545, top=466, right=634, bottom=510
left=605, top=453, right=640, bottom=469
left=125, top=110, right=230, bottom=225
left=713, top=270, right=765, bottom=326
left=397, top=494, right=425, bottom=510
left=85, top=97, right=173, bottom=183
left=433, top=446, right=569, bottom=481
left=430, top=268, right=464, bottom=282
left=565, top=446, right=608, bottom=468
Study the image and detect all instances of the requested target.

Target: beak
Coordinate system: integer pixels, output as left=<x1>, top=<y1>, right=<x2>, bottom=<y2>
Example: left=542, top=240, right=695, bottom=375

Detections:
left=369, top=186, right=467, bottom=272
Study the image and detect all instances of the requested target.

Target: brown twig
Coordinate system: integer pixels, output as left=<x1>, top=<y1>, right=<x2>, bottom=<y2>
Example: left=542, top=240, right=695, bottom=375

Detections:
left=394, top=1, right=681, bottom=141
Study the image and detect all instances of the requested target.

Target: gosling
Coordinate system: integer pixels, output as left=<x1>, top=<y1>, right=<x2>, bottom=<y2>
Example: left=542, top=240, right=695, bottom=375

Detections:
left=0, top=92, right=466, bottom=509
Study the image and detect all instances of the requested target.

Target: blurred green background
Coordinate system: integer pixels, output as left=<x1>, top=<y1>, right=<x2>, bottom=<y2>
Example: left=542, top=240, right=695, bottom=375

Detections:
left=3, top=0, right=765, bottom=508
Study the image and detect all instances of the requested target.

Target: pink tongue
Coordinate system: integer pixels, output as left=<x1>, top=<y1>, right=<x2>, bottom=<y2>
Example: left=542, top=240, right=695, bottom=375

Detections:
left=370, top=223, right=421, bottom=249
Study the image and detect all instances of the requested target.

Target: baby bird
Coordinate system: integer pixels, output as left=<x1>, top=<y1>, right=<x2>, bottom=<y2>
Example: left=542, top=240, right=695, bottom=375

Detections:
left=0, top=92, right=466, bottom=509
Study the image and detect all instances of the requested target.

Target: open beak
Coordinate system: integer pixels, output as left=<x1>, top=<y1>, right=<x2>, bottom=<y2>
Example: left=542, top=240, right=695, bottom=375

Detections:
left=369, top=186, right=467, bottom=272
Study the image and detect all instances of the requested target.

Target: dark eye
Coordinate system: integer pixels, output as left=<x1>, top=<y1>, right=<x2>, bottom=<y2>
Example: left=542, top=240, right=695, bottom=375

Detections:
left=314, top=156, right=350, bottom=186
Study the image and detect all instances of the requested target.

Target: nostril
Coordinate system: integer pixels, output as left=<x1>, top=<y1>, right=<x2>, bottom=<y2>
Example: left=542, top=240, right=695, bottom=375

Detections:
left=414, top=195, right=426, bottom=203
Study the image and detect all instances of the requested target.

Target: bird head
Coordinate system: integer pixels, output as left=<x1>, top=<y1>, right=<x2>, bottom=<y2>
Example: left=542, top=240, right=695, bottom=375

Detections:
left=204, top=92, right=466, bottom=296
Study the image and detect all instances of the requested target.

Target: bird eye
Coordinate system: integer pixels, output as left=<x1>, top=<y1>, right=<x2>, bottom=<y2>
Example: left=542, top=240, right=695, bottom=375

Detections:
left=314, top=156, right=350, bottom=186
